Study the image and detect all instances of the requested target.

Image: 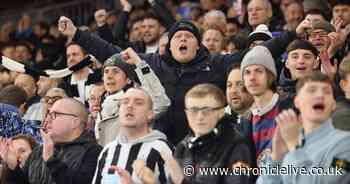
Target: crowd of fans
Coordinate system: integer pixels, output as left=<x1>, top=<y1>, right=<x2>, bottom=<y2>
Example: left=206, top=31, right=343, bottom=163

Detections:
left=0, top=0, right=350, bottom=183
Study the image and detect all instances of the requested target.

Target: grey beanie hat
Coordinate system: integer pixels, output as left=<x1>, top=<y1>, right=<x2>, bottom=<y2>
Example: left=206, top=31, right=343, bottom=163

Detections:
left=240, top=45, right=277, bottom=79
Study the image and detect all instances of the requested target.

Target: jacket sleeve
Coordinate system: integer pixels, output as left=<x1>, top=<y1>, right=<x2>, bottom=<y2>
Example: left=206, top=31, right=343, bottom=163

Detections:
left=45, top=145, right=102, bottom=184
left=262, top=30, right=297, bottom=61
left=6, top=165, right=30, bottom=184
left=96, top=24, right=115, bottom=43
left=135, top=60, right=170, bottom=116
left=114, top=10, right=129, bottom=44
left=150, top=0, right=176, bottom=30
left=218, top=30, right=297, bottom=70
left=72, top=29, right=122, bottom=62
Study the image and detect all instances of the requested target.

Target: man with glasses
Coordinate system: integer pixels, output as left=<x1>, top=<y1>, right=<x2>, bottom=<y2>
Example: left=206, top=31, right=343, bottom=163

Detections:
left=5, top=98, right=102, bottom=184
left=87, top=83, right=105, bottom=133
left=41, top=88, right=68, bottom=125
left=175, top=83, right=253, bottom=184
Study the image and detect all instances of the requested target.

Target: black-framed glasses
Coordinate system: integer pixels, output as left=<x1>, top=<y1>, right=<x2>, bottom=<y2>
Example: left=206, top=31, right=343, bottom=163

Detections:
left=47, top=111, right=78, bottom=120
left=185, top=106, right=225, bottom=116
left=43, top=96, right=63, bottom=104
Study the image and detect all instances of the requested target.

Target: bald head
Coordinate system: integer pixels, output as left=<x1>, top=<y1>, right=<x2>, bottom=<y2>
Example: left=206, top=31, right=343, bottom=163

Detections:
left=54, top=98, right=88, bottom=129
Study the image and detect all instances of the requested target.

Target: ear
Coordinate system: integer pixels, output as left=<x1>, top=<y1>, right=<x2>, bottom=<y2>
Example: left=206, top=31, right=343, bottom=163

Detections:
left=294, top=95, right=301, bottom=109
left=339, top=79, right=347, bottom=91
left=147, top=111, right=155, bottom=122
left=159, top=25, right=166, bottom=35
left=285, top=59, right=291, bottom=69
left=19, top=103, right=27, bottom=115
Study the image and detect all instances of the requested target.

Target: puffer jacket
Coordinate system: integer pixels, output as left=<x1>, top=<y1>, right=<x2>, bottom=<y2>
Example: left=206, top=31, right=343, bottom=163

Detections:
left=9, top=131, right=102, bottom=184
left=175, top=116, right=254, bottom=184
left=72, top=28, right=297, bottom=145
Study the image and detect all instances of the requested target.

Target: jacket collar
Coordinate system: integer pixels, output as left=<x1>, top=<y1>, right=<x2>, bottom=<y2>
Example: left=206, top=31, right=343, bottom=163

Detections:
left=251, top=93, right=279, bottom=116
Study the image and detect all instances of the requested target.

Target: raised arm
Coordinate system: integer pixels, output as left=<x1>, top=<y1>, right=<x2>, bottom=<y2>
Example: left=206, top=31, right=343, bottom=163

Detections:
left=148, top=0, right=176, bottom=30
left=58, top=16, right=122, bottom=62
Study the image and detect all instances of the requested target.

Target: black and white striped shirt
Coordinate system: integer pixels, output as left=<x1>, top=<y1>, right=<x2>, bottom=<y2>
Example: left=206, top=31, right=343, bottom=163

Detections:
left=92, top=130, right=173, bottom=184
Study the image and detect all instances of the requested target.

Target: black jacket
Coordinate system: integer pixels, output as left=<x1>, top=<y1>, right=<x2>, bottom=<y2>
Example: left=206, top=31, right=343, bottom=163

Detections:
left=72, top=28, right=296, bottom=145
left=175, top=116, right=254, bottom=184
left=9, top=131, right=102, bottom=184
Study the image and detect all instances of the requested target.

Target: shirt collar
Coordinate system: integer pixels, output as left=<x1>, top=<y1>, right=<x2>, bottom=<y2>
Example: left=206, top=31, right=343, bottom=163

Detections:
left=70, top=68, right=93, bottom=84
left=299, top=118, right=333, bottom=147
left=251, top=93, right=279, bottom=116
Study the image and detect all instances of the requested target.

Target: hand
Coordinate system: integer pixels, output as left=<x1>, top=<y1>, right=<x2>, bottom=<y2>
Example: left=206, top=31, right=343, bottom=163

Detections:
left=271, top=127, right=289, bottom=161
left=296, top=19, right=312, bottom=36
left=121, top=47, right=142, bottom=65
left=160, top=152, right=184, bottom=184
left=327, top=32, right=345, bottom=57
left=120, top=0, right=132, bottom=12
left=17, top=14, right=31, bottom=32
left=109, top=165, right=133, bottom=184
left=41, top=129, right=54, bottom=162
left=147, top=0, right=155, bottom=4
left=132, top=160, right=156, bottom=184
left=58, top=16, right=77, bottom=39
left=94, top=9, right=107, bottom=27
left=320, top=49, right=338, bottom=81
left=0, top=138, right=18, bottom=169
left=275, top=109, right=302, bottom=151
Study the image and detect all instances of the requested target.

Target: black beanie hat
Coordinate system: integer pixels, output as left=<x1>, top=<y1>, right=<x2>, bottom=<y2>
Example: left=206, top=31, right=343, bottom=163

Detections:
left=334, top=0, right=350, bottom=6
left=286, top=39, right=319, bottom=57
left=168, top=20, right=201, bottom=44
left=103, top=54, right=138, bottom=83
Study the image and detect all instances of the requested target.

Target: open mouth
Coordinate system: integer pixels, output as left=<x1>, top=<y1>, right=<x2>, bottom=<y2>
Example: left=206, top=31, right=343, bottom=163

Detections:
left=179, top=45, right=188, bottom=53
left=312, top=103, right=325, bottom=112
left=125, top=113, right=134, bottom=118
left=296, top=66, right=306, bottom=71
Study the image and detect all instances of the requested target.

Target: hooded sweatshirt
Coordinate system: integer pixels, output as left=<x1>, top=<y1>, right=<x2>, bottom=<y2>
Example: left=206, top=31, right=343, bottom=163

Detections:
left=92, top=130, right=173, bottom=184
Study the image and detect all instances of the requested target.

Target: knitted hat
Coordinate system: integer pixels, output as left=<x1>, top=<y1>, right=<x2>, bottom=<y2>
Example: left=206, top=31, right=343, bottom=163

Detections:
left=168, top=20, right=201, bottom=44
left=240, top=46, right=277, bottom=79
left=334, top=0, right=350, bottom=6
left=103, top=54, right=138, bottom=82
left=310, top=20, right=335, bottom=33
left=247, top=24, right=272, bottom=46
left=286, top=39, right=319, bottom=57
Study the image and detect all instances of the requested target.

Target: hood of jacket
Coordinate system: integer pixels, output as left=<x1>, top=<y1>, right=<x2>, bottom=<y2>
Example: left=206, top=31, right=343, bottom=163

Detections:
left=118, top=130, right=167, bottom=145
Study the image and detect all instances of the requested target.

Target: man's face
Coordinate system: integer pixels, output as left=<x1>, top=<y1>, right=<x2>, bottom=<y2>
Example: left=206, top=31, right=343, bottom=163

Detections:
left=308, top=29, right=330, bottom=51
left=15, top=45, right=32, bottom=63
left=42, top=90, right=66, bottom=114
left=1, top=46, right=15, bottom=59
left=226, top=69, right=254, bottom=113
left=185, top=96, right=224, bottom=137
left=129, top=21, right=143, bottom=42
left=286, top=49, right=318, bottom=80
left=88, top=85, right=105, bottom=118
left=103, top=66, right=129, bottom=93
left=45, top=100, right=80, bottom=143
left=158, top=35, right=168, bottom=56
left=285, top=3, right=303, bottom=29
left=11, top=139, right=32, bottom=168
left=0, top=71, right=11, bottom=86
left=202, top=29, right=224, bottom=54
left=14, top=74, right=37, bottom=98
left=203, top=15, right=227, bottom=34
left=170, top=30, right=199, bottom=63
left=66, top=44, right=85, bottom=67
left=295, top=81, right=335, bottom=124
left=280, top=0, right=295, bottom=12
left=243, top=65, right=271, bottom=97
left=247, top=0, right=271, bottom=28
left=36, top=76, right=57, bottom=97
left=333, top=5, right=350, bottom=27
left=142, top=18, right=161, bottom=45
left=119, top=88, right=154, bottom=129
left=340, top=74, right=350, bottom=99
left=226, top=23, right=239, bottom=37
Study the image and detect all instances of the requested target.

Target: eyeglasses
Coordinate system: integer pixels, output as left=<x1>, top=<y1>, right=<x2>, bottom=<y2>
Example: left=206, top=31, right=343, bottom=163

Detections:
left=308, top=31, right=328, bottom=39
left=88, top=96, right=102, bottom=103
left=47, top=111, right=78, bottom=120
left=185, top=106, right=224, bottom=116
left=43, top=96, right=63, bottom=104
